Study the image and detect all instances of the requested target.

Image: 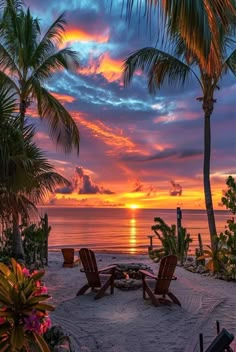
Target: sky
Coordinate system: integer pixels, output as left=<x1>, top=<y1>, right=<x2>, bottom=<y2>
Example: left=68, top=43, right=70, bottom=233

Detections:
left=24, top=0, right=236, bottom=210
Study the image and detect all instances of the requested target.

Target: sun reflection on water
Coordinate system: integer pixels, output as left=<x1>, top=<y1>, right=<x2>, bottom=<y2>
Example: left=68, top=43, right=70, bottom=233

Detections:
left=129, top=217, right=137, bottom=253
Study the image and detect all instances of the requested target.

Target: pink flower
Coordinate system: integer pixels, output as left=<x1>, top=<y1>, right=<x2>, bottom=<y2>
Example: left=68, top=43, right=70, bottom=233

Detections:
left=0, top=317, right=6, bottom=325
left=24, top=312, right=41, bottom=334
left=22, top=268, right=30, bottom=277
left=34, top=282, right=48, bottom=296
left=40, top=316, right=51, bottom=334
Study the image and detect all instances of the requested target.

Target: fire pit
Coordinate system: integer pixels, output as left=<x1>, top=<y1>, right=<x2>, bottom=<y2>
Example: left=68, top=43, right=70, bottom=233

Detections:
left=112, top=263, right=154, bottom=291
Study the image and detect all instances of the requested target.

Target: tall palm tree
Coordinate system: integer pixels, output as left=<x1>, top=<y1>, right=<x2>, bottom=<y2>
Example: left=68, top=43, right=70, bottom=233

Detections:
left=117, top=0, right=236, bottom=75
left=122, top=25, right=236, bottom=250
left=0, top=1, right=80, bottom=153
left=0, top=86, right=71, bottom=259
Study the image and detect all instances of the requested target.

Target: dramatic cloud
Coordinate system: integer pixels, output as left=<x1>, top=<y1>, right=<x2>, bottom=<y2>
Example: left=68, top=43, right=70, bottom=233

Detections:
left=169, top=181, right=182, bottom=196
left=56, top=167, right=115, bottom=195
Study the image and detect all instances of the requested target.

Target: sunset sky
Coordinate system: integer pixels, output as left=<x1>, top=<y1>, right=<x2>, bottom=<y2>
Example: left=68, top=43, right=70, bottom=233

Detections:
left=25, top=0, right=236, bottom=210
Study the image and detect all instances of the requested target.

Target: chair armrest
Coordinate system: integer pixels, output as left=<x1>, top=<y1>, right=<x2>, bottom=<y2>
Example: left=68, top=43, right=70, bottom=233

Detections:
left=139, top=269, right=157, bottom=279
left=99, top=265, right=117, bottom=273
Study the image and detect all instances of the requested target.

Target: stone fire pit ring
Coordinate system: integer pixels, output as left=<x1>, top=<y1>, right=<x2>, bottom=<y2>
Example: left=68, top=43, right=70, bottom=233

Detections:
left=111, top=263, right=154, bottom=291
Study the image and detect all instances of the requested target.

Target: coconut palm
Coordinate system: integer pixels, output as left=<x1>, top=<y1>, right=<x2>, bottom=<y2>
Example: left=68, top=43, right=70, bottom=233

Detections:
left=0, top=86, right=71, bottom=259
left=118, top=0, right=236, bottom=75
left=0, top=1, right=80, bottom=153
left=122, top=24, right=236, bottom=250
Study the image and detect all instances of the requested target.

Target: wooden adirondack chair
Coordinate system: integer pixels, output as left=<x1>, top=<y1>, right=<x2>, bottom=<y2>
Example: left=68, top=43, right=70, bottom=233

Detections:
left=139, top=254, right=181, bottom=307
left=77, top=248, right=116, bottom=300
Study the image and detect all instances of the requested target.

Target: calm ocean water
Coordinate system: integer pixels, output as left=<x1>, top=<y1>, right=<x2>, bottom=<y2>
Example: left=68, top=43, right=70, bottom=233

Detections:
left=38, top=207, right=230, bottom=255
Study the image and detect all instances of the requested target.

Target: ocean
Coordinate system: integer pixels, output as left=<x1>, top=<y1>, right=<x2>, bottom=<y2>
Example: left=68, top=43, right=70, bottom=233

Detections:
left=39, top=207, right=231, bottom=255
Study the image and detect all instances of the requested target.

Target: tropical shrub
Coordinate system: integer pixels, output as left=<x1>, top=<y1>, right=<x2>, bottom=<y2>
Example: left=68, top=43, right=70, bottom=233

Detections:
left=221, top=176, right=236, bottom=215
left=198, top=234, right=228, bottom=273
left=149, top=217, right=192, bottom=264
left=0, top=258, right=54, bottom=351
left=0, top=215, right=50, bottom=268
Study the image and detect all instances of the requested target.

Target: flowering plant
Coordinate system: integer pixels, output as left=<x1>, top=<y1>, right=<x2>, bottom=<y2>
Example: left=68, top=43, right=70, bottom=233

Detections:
left=0, top=258, right=54, bottom=351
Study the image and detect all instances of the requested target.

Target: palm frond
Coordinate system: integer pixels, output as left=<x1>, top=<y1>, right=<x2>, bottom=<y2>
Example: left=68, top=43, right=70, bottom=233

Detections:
left=0, top=43, right=20, bottom=74
left=119, top=0, right=236, bottom=75
left=32, top=13, right=67, bottom=65
left=0, top=84, right=18, bottom=121
left=31, top=48, right=79, bottom=82
left=123, top=47, right=193, bottom=93
left=225, top=49, right=236, bottom=76
left=32, top=87, right=80, bottom=154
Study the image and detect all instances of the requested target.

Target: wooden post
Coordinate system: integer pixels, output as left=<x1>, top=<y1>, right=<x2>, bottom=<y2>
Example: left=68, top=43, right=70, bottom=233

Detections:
left=147, top=235, right=155, bottom=250
left=199, top=333, right=204, bottom=352
left=177, top=207, right=182, bottom=254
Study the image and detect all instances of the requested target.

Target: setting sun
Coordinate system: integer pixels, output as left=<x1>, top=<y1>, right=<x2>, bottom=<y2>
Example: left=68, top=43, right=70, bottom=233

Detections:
left=129, top=204, right=140, bottom=209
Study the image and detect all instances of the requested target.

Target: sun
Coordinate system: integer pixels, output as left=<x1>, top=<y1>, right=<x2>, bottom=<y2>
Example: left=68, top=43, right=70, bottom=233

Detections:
left=129, top=204, right=140, bottom=209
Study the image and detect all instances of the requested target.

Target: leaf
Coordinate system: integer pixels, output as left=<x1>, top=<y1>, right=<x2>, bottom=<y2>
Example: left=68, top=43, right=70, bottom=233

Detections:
left=33, top=303, right=54, bottom=312
left=0, top=342, right=10, bottom=352
left=27, top=295, right=51, bottom=306
left=0, top=263, right=11, bottom=277
left=32, top=332, right=51, bottom=352
left=30, top=271, right=45, bottom=281
left=0, top=292, right=13, bottom=306
left=10, top=325, right=24, bottom=350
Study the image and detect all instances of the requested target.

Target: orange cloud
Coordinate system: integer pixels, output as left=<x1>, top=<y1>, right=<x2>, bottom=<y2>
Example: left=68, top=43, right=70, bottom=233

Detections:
left=73, top=112, right=139, bottom=153
left=79, top=53, right=123, bottom=82
left=96, top=53, right=123, bottom=82
left=64, top=27, right=109, bottom=44
left=50, top=92, right=76, bottom=104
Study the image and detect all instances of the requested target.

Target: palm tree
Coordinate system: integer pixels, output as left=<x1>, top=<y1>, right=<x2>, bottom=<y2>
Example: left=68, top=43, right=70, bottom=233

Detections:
left=0, top=1, right=80, bottom=153
left=0, top=86, right=71, bottom=259
left=118, top=0, right=236, bottom=75
left=122, top=25, right=236, bottom=250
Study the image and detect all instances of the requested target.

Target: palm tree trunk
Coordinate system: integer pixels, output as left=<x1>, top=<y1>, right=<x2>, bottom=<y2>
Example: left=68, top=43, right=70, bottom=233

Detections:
left=203, top=112, right=217, bottom=249
left=12, top=210, right=25, bottom=260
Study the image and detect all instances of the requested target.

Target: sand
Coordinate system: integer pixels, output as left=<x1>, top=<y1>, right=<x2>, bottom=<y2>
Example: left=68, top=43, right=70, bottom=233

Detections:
left=44, top=251, right=236, bottom=352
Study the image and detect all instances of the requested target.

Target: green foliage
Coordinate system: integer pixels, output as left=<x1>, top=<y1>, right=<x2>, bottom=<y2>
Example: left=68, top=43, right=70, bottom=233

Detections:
left=150, top=217, right=192, bottom=264
left=0, top=215, right=50, bottom=268
left=221, top=176, right=236, bottom=214
left=195, top=233, right=205, bottom=266
left=198, top=234, right=228, bottom=273
left=0, top=258, right=54, bottom=351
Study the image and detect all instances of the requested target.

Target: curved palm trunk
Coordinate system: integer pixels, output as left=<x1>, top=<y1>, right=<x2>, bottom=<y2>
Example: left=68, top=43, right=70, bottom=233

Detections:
left=12, top=210, right=25, bottom=260
left=203, top=101, right=217, bottom=250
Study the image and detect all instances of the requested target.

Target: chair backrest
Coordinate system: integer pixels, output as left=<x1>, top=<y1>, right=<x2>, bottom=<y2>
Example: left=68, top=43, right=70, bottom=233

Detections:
left=154, top=255, right=177, bottom=295
left=79, top=248, right=101, bottom=287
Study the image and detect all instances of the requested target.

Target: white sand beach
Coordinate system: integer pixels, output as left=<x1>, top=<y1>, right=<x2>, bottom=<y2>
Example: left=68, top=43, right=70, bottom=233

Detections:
left=44, top=251, right=236, bottom=352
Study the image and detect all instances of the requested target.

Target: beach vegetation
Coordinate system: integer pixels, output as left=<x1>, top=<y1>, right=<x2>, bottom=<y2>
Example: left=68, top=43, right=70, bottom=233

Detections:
left=0, top=1, right=80, bottom=153
left=117, top=0, right=236, bottom=76
left=196, top=176, right=236, bottom=276
left=221, top=176, right=236, bottom=215
left=0, top=86, right=70, bottom=260
left=197, top=234, right=228, bottom=273
left=122, top=15, right=236, bottom=251
left=149, top=217, right=192, bottom=264
left=0, top=258, right=53, bottom=351
left=0, top=214, right=51, bottom=268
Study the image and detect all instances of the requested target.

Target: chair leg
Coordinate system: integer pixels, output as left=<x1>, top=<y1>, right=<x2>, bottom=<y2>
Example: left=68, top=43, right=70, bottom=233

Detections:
left=167, top=291, right=181, bottom=306
left=77, top=284, right=90, bottom=296
left=142, top=277, right=146, bottom=299
left=110, top=277, right=114, bottom=294
left=145, top=283, right=160, bottom=307
left=95, top=279, right=111, bottom=300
